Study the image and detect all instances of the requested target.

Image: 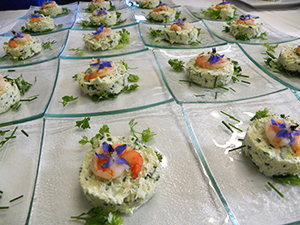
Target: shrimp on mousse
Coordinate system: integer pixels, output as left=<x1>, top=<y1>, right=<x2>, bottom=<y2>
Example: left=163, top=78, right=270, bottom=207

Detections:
left=84, top=58, right=116, bottom=80
left=186, top=48, right=234, bottom=88
left=40, top=1, right=63, bottom=17
left=90, top=8, right=117, bottom=27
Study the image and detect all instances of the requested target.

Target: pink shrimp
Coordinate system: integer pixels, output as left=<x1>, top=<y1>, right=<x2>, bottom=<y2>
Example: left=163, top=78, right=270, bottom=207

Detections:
left=92, top=8, right=108, bottom=17
left=265, top=118, right=300, bottom=156
left=0, top=76, right=6, bottom=92
left=84, top=59, right=116, bottom=80
left=9, top=32, right=33, bottom=48
left=93, top=27, right=112, bottom=39
left=41, top=0, right=56, bottom=9
left=195, top=48, right=228, bottom=69
left=215, top=1, right=230, bottom=9
left=153, top=2, right=169, bottom=12
left=170, top=19, right=192, bottom=31
left=296, top=45, right=300, bottom=55
left=90, top=142, right=144, bottom=180
left=236, top=15, right=255, bottom=25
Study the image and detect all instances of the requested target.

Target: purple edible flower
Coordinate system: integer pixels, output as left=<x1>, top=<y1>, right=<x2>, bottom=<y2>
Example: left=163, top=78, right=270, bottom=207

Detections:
left=220, top=1, right=230, bottom=5
left=207, top=48, right=224, bottom=65
left=31, top=12, right=43, bottom=18
left=157, top=1, right=167, bottom=7
left=90, top=59, right=112, bottom=71
left=173, top=19, right=185, bottom=26
left=95, top=142, right=130, bottom=169
left=92, top=25, right=105, bottom=35
left=239, top=14, right=251, bottom=21
left=271, top=118, right=300, bottom=146
left=11, top=31, right=24, bottom=40
left=97, top=8, right=108, bottom=16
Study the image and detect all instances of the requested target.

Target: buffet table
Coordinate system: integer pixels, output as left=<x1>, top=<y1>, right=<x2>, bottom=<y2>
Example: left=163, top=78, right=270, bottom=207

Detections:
left=0, top=0, right=300, bottom=224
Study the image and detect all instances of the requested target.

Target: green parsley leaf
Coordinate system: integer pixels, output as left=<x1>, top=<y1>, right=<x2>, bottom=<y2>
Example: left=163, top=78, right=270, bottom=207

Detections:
left=14, top=74, right=33, bottom=95
left=148, top=27, right=164, bottom=38
left=129, top=119, right=156, bottom=142
left=168, top=59, right=185, bottom=71
left=59, top=95, right=78, bottom=107
left=99, top=125, right=110, bottom=136
left=42, top=40, right=56, bottom=50
left=273, top=174, right=300, bottom=185
left=115, top=29, right=130, bottom=49
left=76, top=117, right=91, bottom=129
left=250, top=108, right=270, bottom=121
left=262, top=42, right=278, bottom=53
left=79, top=136, right=89, bottom=145
left=69, top=48, right=85, bottom=55
left=155, top=151, right=163, bottom=163
left=123, top=84, right=139, bottom=92
left=127, top=74, right=140, bottom=82
left=175, top=11, right=181, bottom=20
left=235, top=34, right=250, bottom=41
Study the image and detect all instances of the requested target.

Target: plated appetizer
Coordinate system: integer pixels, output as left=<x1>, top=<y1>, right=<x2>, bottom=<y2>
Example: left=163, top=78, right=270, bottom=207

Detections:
left=24, top=12, right=55, bottom=33
left=79, top=123, right=161, bottom=213
left=39, top=1, right=63, bottom=17
left=203, top=1, right=236, bottom=20
left=3, top=31, right=42, bottom=60
left=277, top=45, right=300, bottom=74
left=89, top=7, right=117, bottom=27
left=83, top=26, right=121, bottom=51
left=88, top=0, right=112, bottom=12
left=225, top=15, right=263, bottom=41
left=0, top=75, right=20, bottom=114
left=147, top=2, right=176, bottom=23
left=186, top=48, right=234, bottom=88
left=164, top=19, right=198, bottom=45
left=243, top=112, right=300, bottom=177
left=138, top=0, right=160, bottom=9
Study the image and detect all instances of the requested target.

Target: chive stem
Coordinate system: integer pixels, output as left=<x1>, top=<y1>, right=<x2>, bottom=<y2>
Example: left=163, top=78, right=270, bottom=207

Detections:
left=220, top=111, right=240, bottom=122
left=268, top=182, right=284, bottom=198
left=21, top=130, right=29, bottom=137
left=222, top=121, right=233, bottom=133
left=241, top=80, right=251, bottom=84
left=215, top=92, right=218, bottom=99
left=238, top=138, right=244, bottom=141
left=229, top=123, right=243, bottom=132
left=9, top=194, right=23, bottom=203
left=229, top=145, right=245, bottom=152
left=213, top=77, right=218, bottom=88
left=230, top=87, right=236, bottom=92
left=237, top=74, right=250, bottom=78
left=0, top=206, right=9, bottom=209
left=194, top=94, right=205, bottom=97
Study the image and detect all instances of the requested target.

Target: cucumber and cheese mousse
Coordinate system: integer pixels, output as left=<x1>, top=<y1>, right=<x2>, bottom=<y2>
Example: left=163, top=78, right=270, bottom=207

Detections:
left=25, top=12, right=55, bottom=33
left=79, top=135, right=161, bottom=214
left=88, top=0, right=111, bottom=11
left=77, top=58, right=128, bottom=96
left=138, top=0, right=160, bottom=9
left=164, top=19, right=198, bottom=45
left=277, top=45, right=300, bottom=74
left=229, top=14, right=261, bottom=39
left=40, top=1, right=63, bottom=17
left=3, top=31, right=42, bottom=60
left=89, top=7, right=117, bottom=27
left=83, top=26, right=121, bottom=51
left=207, top=1, right=235, bottom=20
left=186, top=48, right=234, bottom=88
left=243, top=115, right=300, bottom=177
left=0, top=76, right=21, bottom=114
left=147, top=2, right=176, bottom=23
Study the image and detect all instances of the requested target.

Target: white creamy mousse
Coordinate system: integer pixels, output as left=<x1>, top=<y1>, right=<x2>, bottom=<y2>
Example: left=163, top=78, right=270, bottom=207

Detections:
left=0, top=77, right=21, bottom=114
left=229, top=14, right=261, bottom=39
left=79, top=135, right=161, bottom=214
left=88, top=0, right=111, bottom=11
left=138, top=0, right=160, bottom=8
left=89, top=8, right=117, bottom=27
left=40, top=1, right=63, bottom=17
left=25, top=13, right=55, bottom=32
left=277, top=45, right=300, bottom=74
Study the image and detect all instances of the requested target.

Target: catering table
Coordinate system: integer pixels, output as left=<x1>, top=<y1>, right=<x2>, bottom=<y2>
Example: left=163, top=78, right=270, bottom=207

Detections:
left=0, top=0, right=300, bottom=224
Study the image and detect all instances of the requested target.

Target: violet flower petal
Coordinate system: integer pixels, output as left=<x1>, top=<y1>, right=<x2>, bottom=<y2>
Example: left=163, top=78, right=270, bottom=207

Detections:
left=115, top=144, right=127, bottom=156
left=102, top=142, right=109, bottom=154
left=101, top=157, right=113, bottom=169
left=115, top=157, right=130, bottom=166
left=95, top=152, right=108, bottom=159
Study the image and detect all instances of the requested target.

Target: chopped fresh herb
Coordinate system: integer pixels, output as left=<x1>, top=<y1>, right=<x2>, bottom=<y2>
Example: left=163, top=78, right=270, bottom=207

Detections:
left=168, top=59, right=185, bottom=72
left=229, top=145, right=246, bottom=152
left=9, top=194, right=23, bottom=203
left=0, top=206, right=9, bottom=209
left=91, top=92, right=118, bottom=102
left=42, top=40, right=56, bottom=50
left=59, top=95, right=78, bottom=107
left=21, top=129, right=29, bottom=137
left=0, top=130, right=9, bottom=136
left=220, top=111, right=240, bottom=122
left=129, top=119, right=156, bottom=142
left=222, top=121, right=233, bottom=133
left=7, top=70, right=15, bottom=72
left=120, top=60, right=129, bottom=70
left=123, top=84, right=139, bottom=92
left=69, top=48, right=85, bottom=55
left=127, top=74, right=140, bottom=82
left=235, top=34, right=250, bottom=41
left=116, top=29, right=130, bottom=49
left=258, top=31, right=267, bottom=40
left=14, top=74, right=33, bottom=95
left=99, top=125, right=110, bottom=136
left=79, top=136, right=89, bottom=145
left=79, top=125, right=110, bottom=147
left=196, top=28, right=201, bottom=37
left=76, top=117, right=91, bottom=130
left=273, top=174, right=300, bottom=185
left=72, top=74, right=78, bottom=80
left=175, top=11, right=181, bottom=20
left=155, top=151, right=163, bottom=162
left=11, top=102, right=21, bottom=111
left=148, top=27, right=164, bottom=38
left=202, top=7, right=237, bottom=20
left=77, top=20, right=91, bottom=28
left=262, top=42, right=278, bottom=53
left=267, top=182, right=284, bottom=198
left=71, top=207, right=124, bottom=225
left=228, top=123, right=243, bottom=132
left=0, top=127, right=18, bottom=149
left=250, top=108, right=270, bottom=121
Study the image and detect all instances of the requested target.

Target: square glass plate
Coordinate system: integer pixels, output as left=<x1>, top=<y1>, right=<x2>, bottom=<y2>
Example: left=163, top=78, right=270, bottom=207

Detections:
left=182, top=88, right=300, bottom=225
left=203, top=18, right=299, bottom=44
left=237, top=0, right=300, bottom=7
left=133, top=6, right=199, bottom=24
left=124, top=0, right=179, bottom=8
left=0, top=59, right=58, bottom=125
left=78, top=0, right=126, bottom=12
left=239, top=40, right=300, bottom=91
left=153, top=44, right=286, bottom=103
left=0, top=118, right=43, bottom=225
left=1, top=13, right=76, bottom=36
left=60, top=24, right=147, bottom=59
left=185, top=4, right=249, bottom=21
left=46, top=50, right=172, bottom=116
left=72, top=7, right=137, bottom=30
left=28, top=102, right=230, bottom=224
left=0, top=30, right=68, bottom=68
left=138, top=20, right=226, bottom=49
left=20, top=2, right=78, bottom=19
